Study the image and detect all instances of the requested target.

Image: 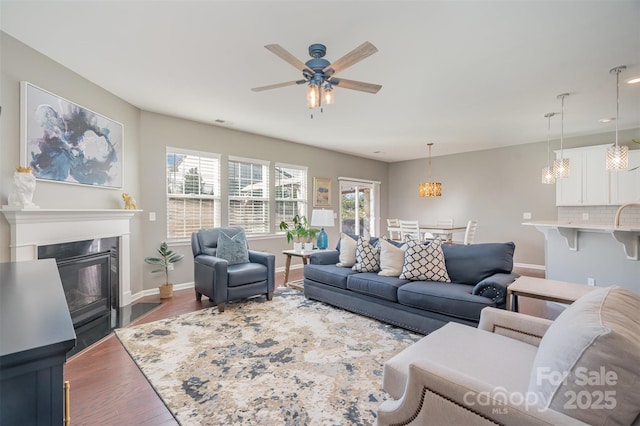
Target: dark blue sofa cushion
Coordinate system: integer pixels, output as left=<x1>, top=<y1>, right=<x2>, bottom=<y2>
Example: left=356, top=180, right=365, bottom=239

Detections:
left=442, top=242, right=515, bottom=285
left=304, top=264, right=358, bottom=289
left=397, top=281, right=495, bottom=321
left=346, top=273, right=410, bottom=302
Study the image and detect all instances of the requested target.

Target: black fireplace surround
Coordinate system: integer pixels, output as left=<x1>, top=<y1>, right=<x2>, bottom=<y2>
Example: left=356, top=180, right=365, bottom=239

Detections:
left=38, top=237, right=119, bottom=329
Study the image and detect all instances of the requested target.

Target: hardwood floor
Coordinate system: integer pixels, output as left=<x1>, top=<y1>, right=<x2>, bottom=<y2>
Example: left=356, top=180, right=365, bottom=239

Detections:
left=64, top=266, right=542, bottom=424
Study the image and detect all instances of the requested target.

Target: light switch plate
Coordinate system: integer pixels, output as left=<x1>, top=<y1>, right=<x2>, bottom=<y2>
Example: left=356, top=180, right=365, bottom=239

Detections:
left=523, top=212, right=532, bottom=220
left=149, top=212, right=156, bottom=221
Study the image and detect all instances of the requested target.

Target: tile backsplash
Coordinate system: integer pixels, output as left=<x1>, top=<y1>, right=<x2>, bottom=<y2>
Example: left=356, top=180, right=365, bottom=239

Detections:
left=558, top=205, right=640, bottom=226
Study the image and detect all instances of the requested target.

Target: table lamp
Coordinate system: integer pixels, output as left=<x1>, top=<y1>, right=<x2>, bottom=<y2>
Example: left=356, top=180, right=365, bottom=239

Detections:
left=311, top=209, right=335, bottom=250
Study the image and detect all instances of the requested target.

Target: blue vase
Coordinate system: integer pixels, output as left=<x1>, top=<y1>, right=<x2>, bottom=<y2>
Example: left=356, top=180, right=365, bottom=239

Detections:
left=317, top=228, right=329, bottom=250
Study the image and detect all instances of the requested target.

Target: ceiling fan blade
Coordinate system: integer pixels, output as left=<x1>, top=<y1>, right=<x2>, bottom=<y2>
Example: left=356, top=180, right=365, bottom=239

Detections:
left=324, top=41, right=378, bottom=75
left=251, top=80, right=304, bottom=92
left=265, top=44, right=313, bottom=74
left=334, top=78, right=382, bottom=94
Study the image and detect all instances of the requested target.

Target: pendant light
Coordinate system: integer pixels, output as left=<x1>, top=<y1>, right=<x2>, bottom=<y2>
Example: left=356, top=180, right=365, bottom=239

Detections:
left=418, top=143, right=442, bottom=197
left=606, top=65, right=628, bottom=170
left=553, top=93, right=570, bottom=178
left=541, top=112, right=556, bottom=184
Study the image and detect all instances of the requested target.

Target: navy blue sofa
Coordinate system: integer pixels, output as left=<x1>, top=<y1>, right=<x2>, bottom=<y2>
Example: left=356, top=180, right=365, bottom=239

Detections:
left=303, top=239, right=519, bottom=335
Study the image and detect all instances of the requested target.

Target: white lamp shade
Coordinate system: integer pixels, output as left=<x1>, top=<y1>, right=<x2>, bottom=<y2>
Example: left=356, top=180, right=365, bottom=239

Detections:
left=311, top=209, right=335, bottom=227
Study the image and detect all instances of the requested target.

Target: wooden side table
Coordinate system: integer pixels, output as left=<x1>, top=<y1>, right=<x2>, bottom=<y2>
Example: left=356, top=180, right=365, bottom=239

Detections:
left=282, top=249, right=318, bottom=286
left=506, top=276, right=596, bottom=312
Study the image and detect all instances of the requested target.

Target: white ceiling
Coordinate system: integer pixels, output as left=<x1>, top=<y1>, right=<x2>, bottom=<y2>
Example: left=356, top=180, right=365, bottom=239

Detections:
left=2, top=1, right=639, bottom=162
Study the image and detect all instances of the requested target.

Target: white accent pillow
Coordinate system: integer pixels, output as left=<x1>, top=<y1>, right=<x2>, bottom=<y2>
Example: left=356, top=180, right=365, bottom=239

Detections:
left=399, top=238, right=451, bottom=282
left=336, top=233, right=357, bottom=267
left=527, top=286, right=640, bottom=425
left=352, top=237, right=381, bottom=272
left=378, top=238, right=407, bottom=277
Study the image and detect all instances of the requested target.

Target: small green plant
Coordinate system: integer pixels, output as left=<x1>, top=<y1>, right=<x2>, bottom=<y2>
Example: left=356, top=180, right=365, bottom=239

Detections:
left=279, top=214, right=319, bottom=243
left=144, top=241, right=184, bottom=285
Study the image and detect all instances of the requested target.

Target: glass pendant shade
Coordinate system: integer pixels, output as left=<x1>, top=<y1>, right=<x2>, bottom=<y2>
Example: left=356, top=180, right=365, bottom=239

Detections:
left=555, top=93, right=570, bottom=179
left=541, top=166, right=556, bottom=184
left=418, top=182, right=442, bottom=197
left=541, top=112, right=556, bottom=184
left=323, top=86, right=334, bottom=105
left=606, top=65, right=628, bottom=171
left=306, top=84, right=320, bottom=108
left=553, top=158, right=570, bottom=178
left=606, top=145, right=629, bottom=170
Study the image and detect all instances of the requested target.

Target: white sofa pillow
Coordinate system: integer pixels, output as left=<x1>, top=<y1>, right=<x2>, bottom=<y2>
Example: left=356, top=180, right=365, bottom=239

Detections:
left=336, top=233, right=357, bottom=267
left=378, top=238, right=406, bottom=277
left=528, top=286, right=640, bottom=425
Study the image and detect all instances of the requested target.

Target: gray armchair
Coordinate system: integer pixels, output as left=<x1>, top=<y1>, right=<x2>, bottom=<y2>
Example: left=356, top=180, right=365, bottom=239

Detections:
left=191, top=227, right=275, bottom=312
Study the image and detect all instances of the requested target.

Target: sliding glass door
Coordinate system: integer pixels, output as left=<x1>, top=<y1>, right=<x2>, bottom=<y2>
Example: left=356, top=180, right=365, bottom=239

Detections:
left=339, top=179, right=379, bottom=237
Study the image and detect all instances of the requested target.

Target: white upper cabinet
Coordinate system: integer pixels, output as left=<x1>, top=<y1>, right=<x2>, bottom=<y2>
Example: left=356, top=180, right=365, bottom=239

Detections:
left=610, top=149, right=640, bottom=204
left=556, top=145, right=610, bottom=206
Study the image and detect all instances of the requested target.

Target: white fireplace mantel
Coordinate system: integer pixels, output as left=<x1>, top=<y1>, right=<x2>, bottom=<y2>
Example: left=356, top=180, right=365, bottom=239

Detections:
left=2, top=208, right=141, bottom=306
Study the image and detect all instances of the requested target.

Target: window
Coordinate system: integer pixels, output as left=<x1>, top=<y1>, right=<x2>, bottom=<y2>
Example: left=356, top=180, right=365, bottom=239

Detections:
left=166, top=149, right=220, bottom=239
left=275, top=163, right=308, bottom=228
left=228, top=157, right=270, bottom=234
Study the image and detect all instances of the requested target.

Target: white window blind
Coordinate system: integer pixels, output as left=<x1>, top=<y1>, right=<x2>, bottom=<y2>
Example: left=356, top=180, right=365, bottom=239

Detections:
left=228, top=157, right=270, bottom=234
left=166, top=149, right=220, bottom=239
left=275, top=163, right=308, bottom=228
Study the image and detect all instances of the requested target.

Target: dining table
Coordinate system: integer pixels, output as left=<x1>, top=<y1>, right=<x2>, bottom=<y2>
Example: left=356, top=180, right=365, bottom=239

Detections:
left=387, top=224, right=467, bottom=242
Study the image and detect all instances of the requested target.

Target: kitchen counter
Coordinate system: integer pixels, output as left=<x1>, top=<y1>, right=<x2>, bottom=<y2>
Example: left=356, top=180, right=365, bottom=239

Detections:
left=523, top=221, right=640, bottom=260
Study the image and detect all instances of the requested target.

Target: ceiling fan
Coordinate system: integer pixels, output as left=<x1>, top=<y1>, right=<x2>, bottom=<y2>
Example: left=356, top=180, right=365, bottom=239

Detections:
left=251, top=42, right=382, bottom=109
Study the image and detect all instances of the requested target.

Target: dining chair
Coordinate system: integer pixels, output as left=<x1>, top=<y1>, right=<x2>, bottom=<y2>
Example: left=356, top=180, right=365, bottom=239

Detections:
left=454, top=219, right=478, bottom=245
left=398, top=219, right=421, bottom=242
left=386, top=218, right=402, bottom=241
left=425, top=218, right=454, bottom=241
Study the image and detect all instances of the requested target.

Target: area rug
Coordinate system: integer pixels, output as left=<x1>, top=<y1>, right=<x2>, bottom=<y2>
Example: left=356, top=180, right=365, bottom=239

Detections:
left=115, top=288, right=421, bottom=425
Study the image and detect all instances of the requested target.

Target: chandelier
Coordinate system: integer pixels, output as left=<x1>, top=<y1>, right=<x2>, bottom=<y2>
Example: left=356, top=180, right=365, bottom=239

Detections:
left=418, top=143, right=442, bottom=197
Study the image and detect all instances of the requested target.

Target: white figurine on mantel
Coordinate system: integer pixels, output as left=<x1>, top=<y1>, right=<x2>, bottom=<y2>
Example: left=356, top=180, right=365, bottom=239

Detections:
left=7, top=166, right=39, bottom=209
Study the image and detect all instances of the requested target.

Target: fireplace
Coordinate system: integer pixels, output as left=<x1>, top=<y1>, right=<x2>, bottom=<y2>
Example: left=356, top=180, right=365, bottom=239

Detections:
left=38, top=238, right=119, bottom=328
left=1, top=209, right=138, bottom=308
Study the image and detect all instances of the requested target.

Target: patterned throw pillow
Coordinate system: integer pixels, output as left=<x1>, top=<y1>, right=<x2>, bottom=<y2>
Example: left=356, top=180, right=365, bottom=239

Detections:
left=352, top=237, right=381, bottom=272
left=399, top=238, right=451, bottom=282
left=216, top=230, right=249, bottom=265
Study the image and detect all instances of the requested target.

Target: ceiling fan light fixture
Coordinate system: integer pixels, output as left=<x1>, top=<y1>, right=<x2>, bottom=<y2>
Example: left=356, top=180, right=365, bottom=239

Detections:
left=306, top=83, right=320, bottom=109
left=323, top=84, right=334, bottom=105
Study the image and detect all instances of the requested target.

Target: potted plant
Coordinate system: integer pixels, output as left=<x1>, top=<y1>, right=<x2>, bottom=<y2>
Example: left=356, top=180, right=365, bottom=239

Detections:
left=279, top=214, right=319, bottom=251
left=144, top=241, right=184, bottom=299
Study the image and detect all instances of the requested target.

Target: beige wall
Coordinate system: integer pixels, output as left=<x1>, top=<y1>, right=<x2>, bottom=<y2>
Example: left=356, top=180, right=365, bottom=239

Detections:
left=1, top=33, right=145, bottom=294
left=139, top=111, right=389, bottom=287
left=388, top=128, right=640, bottom=266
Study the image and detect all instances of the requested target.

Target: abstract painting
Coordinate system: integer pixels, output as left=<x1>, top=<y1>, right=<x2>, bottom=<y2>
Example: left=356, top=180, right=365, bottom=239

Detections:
left=21, top=82, right=123, bottom=189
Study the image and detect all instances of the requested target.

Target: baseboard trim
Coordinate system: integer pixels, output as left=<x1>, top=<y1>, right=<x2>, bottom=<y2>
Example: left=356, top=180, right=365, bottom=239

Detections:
left=131, top=281, right=195, bottom=302
left=514, top=262, right=545, bottom=271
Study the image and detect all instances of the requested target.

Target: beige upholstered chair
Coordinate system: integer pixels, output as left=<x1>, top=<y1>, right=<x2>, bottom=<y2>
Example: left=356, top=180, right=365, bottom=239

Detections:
left=398, top=219, right=421, bottom=241
left=378, top=286, right=640, bottom=426
left=386, top=218, right=402, bottom=241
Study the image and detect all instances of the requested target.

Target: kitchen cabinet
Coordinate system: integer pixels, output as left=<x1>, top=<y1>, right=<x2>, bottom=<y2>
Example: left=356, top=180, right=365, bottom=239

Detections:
left=610, top=149, right=640, bottom=204
left=556, top=144, right=610, bottom=206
